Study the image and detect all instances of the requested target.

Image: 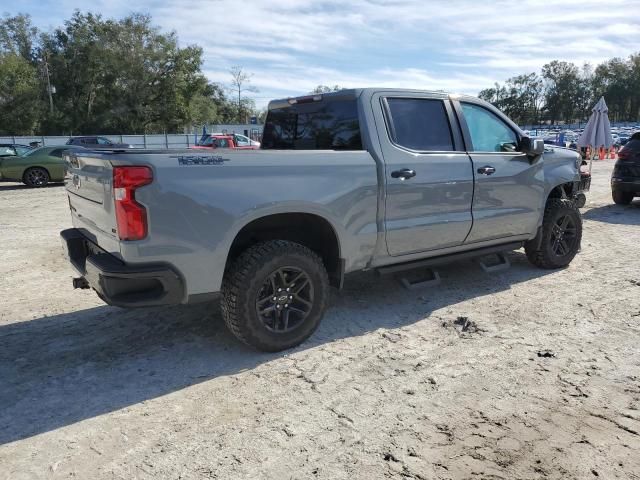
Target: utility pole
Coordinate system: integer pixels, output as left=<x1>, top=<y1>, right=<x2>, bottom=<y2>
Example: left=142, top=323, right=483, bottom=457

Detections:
left=238, top=86, right=242, bottom=124
left=43, top=52, right=54, bottom=114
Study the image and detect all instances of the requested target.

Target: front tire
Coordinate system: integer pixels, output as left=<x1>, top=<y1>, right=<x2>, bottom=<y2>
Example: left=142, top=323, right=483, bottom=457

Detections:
left=221, top=240, right=329, bottom=352
left=612, top=189, right=634, bottom=205
left=525, top=198, right=582, bottom=269
left=23, top=167, right=50, bottom=187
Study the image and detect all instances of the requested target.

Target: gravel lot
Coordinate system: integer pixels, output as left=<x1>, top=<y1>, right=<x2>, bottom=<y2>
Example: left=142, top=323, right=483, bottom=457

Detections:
left=1, top=160, right=639, bottom=479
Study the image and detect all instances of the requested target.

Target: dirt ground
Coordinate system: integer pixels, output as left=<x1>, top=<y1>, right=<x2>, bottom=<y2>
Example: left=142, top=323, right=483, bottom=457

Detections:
left=1, top=160, right=639, bottom=480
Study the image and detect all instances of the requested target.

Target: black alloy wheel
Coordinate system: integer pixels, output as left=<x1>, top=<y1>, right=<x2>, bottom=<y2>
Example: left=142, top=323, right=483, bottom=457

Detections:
left=24, top=168, right=49, bottom=187
left=256, top=267, right=314, bottom=333
left=549, top=214, right=579, bottom=258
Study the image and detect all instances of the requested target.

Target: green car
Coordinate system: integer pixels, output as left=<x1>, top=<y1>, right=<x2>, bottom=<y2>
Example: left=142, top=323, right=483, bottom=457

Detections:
left=0, top=145, right=84, bottom=187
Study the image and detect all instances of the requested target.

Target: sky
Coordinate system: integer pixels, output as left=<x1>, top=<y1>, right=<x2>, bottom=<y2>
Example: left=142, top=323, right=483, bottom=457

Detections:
left=8, top=0, right=640, bottom=108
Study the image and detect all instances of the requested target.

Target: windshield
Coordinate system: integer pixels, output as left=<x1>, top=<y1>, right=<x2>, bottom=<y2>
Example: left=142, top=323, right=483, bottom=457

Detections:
left=261, top=99, right=362, bottom=150
left=234, top=134, right=251, bottom=146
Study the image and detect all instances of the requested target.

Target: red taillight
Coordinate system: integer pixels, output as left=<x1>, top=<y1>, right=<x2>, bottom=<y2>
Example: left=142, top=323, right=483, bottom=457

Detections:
left=113, top=166, right=153, bottom=241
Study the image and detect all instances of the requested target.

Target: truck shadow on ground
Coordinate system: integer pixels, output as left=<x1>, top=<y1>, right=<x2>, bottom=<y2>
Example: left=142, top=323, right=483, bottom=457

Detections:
left=0, top=183, right=64, bottom=192
left=0, top=250, right=555, bottom=444
left=582, top=200, right=640, bottom=225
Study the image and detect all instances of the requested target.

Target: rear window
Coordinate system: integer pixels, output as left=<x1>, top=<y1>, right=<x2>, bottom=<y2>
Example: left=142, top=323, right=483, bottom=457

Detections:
left=261, top=99, right=362, bottom=150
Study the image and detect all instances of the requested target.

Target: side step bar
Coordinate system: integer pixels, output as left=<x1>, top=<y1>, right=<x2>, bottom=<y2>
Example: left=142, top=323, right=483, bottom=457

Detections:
left=376, top=241, right=523, bottom=277
left=476, top=252, right=511, bottom=273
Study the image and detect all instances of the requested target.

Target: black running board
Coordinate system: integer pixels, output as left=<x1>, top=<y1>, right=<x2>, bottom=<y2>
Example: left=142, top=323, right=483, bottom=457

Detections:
left=376, top=242, right=523, bottom=276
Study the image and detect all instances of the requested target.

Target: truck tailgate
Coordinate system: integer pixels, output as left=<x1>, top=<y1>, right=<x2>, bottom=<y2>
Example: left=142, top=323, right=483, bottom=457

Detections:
left=65, top=152, right=120, bottom=254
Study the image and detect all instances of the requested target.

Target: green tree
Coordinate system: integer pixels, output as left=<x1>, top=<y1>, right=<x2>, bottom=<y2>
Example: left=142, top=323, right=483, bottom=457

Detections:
left=310, top=85, right=341, bottom=94
left=39, top=11, right=219, bottom=134
left=541, top=60, right=581, bottom=124
left=479, top=75, right=542, bottom=125
left=229, top=66, right=258, bottom=123
left=0, top=53, right=42, bottom=134
left=0, top=13, right=39, bottom=61
left=591, top=57, right=633, bottom=122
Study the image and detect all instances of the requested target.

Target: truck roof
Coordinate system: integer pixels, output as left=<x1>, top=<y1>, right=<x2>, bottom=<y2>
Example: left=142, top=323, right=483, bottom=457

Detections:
left=267, top=88, right=470, bottom=110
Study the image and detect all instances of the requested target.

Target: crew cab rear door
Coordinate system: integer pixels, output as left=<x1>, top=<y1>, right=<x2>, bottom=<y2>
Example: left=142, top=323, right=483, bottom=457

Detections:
left=452, top=99, right=544, bottom=243
left=372, top=91, right=474, bottom=256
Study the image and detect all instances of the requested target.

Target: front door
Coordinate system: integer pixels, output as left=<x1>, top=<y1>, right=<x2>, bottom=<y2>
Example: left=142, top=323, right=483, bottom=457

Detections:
left=372, top=92, right=475, bottom=256
left=455, top=100, right=544, bottom=243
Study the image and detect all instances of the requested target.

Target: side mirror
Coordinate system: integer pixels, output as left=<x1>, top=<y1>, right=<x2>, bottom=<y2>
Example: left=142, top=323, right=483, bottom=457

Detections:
left=520, top=136, right=544, bottom=157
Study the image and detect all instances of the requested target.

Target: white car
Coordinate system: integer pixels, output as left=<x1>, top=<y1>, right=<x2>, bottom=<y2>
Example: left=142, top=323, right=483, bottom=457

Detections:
left=233, top=134, right=261, bottom=148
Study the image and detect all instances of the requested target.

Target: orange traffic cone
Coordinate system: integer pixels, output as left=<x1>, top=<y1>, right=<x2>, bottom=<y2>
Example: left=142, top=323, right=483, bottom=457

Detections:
left=598, top=146, right=605, bottom=160
left=609, top=146, right=616, bottom=159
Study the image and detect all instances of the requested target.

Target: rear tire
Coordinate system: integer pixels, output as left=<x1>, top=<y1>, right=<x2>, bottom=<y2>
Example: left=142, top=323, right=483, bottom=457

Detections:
left=221, top=240, right=329, bottom=352
left=525, top=198, right=582, bottom=269
left=23, top=167, right=50, bottom=187
left=612, top=189, right=634, bottom=205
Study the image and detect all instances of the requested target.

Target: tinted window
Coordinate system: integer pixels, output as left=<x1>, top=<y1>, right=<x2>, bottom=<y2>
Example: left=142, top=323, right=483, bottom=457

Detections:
left=217, top=138, right=230, bottom=148
left=461, top=103, right=517, bottom=152
left=385, top=98, right=454, bottom=151
left=50, top=148, right=64, bottom=158
left=97, top=137, right=112, bottom=145
left=262, top=99, right=362, bottom=150
left=623, top=138, right=640, bottom=153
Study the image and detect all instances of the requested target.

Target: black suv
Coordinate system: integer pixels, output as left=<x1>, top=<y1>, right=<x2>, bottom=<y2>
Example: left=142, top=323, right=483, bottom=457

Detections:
left=612, top=132, right=640, bottom=205
left=66, top=136, right=132, bottom=149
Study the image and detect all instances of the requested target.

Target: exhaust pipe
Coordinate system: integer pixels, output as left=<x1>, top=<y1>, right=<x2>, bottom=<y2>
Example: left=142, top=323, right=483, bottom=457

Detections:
left=72, top=277, right=90, bottom=289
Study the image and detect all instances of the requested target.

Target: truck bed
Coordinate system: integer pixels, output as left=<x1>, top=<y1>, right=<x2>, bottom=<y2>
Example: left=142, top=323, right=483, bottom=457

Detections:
left=64, top=148, right=379, bottom=299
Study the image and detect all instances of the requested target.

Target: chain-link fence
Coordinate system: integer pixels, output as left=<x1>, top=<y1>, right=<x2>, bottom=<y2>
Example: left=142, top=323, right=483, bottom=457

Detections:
left=1, top=125, right=264, bottom=148
left=0, top=134, right=197, bottom=148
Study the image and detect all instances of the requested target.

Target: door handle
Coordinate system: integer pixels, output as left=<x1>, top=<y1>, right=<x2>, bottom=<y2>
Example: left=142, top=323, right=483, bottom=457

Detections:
left=391, top=168, right=416, bottom=180
left=477, top=166, right=496, bottom=175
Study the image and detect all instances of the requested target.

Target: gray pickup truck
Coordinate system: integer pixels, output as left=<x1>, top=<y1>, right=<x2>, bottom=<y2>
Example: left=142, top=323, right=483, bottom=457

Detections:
left=61, top=88, right=584, bottom=351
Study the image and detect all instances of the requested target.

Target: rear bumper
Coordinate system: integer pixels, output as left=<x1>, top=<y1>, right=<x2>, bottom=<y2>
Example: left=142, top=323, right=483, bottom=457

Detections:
left=60, top=228, right=184, bottom=308
left=611, top=177, right=640, bottom=194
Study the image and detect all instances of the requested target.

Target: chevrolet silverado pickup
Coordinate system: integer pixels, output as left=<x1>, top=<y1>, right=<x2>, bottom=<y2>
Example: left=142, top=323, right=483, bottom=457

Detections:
left=61, top=88, right=584, bottom=351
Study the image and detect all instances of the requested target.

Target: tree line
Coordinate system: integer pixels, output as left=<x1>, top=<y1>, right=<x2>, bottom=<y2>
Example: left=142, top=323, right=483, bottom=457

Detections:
left=0, top=12, right=262, bottom=135
left=478, top=56, right=640, bottom=126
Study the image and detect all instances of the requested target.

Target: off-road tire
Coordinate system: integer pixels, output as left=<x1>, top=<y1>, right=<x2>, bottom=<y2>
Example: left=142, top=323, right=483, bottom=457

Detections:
left=612, top=189, right=634, bottom=205
left=221, top=240, right=329, bottom=352
left=525, top=198, right=582, bottom=269
left=23, top=167, right=50, bottom=187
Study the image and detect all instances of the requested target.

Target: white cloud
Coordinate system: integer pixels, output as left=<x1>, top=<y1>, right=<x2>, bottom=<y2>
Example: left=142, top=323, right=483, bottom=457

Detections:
left=24, top=0, right=640, bottom=108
